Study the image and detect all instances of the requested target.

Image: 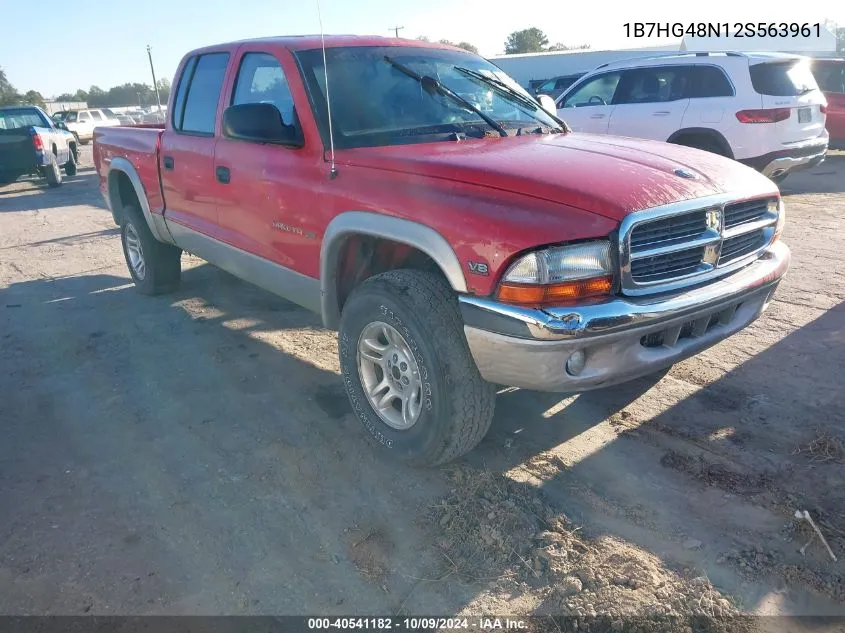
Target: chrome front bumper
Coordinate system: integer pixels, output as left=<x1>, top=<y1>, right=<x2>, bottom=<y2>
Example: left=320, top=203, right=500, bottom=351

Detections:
left=459, top=242, right=790, bottom=392
left=761, top=151, right=826, bottom=178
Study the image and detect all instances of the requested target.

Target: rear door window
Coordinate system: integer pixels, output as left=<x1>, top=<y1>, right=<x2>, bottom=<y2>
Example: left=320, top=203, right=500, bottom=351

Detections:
left=750, top=61, right=819, bottom=96
left=689, top=66, right=734, bottom=98
left=178, top=52, right=230, bottom=135
left=614, top=66, right=691, bottom=104
left=90, top=111, right=103, bottom=121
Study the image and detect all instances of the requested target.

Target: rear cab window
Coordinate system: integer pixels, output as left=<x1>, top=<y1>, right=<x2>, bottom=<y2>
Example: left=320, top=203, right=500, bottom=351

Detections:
left=172, top=52, right=230, bottom=135
left=750, top=60, right=819, bottom=96
left=813, top=62, right=845, bottom=93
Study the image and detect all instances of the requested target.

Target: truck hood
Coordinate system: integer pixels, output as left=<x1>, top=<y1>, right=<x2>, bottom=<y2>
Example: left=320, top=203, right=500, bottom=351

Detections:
left=335, top=133, right=777, bottom=221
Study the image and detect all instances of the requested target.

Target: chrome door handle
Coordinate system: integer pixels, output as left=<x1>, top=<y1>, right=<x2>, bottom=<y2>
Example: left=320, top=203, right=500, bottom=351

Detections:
left=652, top=111, right=670, bottom=116
left=590, top=114, right=606, bottom=119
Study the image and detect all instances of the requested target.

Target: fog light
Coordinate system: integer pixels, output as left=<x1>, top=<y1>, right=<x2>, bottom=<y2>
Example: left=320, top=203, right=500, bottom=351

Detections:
left=565, top=350, right=586, bottom=376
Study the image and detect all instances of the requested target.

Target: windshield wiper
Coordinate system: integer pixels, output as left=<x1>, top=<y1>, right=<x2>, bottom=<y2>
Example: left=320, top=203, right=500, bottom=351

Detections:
left=453, top=66, right=568, bottom=132
left=382, top=56, right=507, bottom=138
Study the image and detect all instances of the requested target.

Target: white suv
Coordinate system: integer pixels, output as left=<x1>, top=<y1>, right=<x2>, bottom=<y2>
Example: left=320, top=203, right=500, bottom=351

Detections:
left=60, top=109, right=120, bottom=144
left=555, top=52, right=829, bottom=183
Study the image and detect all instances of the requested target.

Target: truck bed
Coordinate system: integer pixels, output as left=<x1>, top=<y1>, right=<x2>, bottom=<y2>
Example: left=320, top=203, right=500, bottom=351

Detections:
left=93, top=125, right=165, bottom=213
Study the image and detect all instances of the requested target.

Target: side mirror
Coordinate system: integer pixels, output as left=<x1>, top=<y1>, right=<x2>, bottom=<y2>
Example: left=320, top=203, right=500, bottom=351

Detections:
left=222, top=102, right=302, bottom=147
left=537, top=94, right=557, bottom=116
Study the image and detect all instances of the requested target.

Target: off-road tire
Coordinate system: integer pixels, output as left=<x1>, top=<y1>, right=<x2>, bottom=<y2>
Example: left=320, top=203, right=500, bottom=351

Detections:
left=338, top=269, right=496, bottom=466
left=64, top=149, right=77, bottom=176
left=44, top=153, right=62, bottom=188
left=120, top=205, right=182, bottom=295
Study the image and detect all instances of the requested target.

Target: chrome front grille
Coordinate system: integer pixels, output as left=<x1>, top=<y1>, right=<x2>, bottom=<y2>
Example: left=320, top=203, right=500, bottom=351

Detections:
left=724, top=199, right=770, bottom=229
left=720, top=229, right=766, bottom=265
left=629, top=211, right=709, bottom=250
left=631, top=246, right=706, bottom=282
left=620, top=193, right=779, bottom=296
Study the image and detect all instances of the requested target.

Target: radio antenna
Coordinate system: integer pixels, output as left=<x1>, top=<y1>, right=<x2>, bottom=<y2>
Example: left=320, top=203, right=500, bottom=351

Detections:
left=316, top=0, right=337, bottom=179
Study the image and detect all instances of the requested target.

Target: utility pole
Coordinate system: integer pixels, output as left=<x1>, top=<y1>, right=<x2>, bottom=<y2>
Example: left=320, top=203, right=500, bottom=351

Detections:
left=146, top=45, right=162, bottom=112
left=389, top=26, right=404, bottom=38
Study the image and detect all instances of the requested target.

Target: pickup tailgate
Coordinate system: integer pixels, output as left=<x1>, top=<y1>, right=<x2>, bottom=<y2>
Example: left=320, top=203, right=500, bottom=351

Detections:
left=0, top=128, right=37, bottom=173
left=93, top=125, right=166, bottom=214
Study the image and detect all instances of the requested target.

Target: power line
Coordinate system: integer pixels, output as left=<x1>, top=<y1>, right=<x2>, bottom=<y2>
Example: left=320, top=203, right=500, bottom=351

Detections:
left=389, top=26, right=404, bottom=38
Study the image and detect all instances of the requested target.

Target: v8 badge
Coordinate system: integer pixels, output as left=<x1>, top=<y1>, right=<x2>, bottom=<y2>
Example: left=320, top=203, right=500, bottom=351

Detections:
left=467, top=261, right=489, bottom=276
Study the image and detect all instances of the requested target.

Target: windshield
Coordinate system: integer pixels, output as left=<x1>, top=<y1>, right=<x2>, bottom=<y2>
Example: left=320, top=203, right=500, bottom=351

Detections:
left=750, top=60, right=819, bottom=96
left=295, top=45, right=560, bottom=149
left=0, top=108, right=49, bottom=130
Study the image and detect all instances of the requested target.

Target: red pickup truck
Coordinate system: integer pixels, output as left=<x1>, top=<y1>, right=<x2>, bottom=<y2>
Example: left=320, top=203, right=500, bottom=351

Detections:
left=94, top=36, right=790, bottom=465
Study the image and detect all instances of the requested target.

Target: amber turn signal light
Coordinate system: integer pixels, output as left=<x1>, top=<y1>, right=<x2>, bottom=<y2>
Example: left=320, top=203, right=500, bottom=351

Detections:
left=497, top=275, right=614, bottom=306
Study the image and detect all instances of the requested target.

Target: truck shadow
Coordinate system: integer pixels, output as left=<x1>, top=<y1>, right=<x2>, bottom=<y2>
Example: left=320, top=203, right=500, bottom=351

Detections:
left=2, top=261, right=843, bottom=616
left=779, top=152, right=845, bottom=196
left=471, top=299, right=845, bottom=617
left=0, top=264, right=478, bottom=615
left=0, top=169, right=106, bottom=212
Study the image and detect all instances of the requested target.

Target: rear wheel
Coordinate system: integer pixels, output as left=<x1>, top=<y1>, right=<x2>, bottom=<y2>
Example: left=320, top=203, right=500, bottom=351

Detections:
left=120, top=205, right=182, bottom=295
left=338, top=269, right=495, bottom=466
left=44, top=153, right=62, bottom=188
left=769, top=173, right=788, bottom=185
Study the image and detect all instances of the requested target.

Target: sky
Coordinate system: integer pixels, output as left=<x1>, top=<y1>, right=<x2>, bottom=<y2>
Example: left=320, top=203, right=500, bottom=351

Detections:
left=1, top=0, right=843, bottom=97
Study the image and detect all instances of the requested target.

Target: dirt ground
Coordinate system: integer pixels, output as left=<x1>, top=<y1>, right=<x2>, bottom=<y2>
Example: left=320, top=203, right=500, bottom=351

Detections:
left=1, top=147, right=843, bottom=624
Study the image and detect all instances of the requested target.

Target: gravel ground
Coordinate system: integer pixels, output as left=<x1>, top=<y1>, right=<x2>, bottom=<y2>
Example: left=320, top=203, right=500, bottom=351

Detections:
left=1, top=147, right=843, bottom=620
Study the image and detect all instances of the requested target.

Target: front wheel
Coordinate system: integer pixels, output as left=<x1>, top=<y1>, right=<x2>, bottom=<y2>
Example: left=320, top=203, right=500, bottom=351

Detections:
left=338, top=270, right=496, bottom=466
left=64, top=148, right=77, bottom=176
left=44, top=153, right=62, bottom=187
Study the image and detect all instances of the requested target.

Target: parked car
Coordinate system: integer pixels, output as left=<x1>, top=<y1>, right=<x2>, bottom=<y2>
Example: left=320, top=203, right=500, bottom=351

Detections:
left=0, top=105, right=78, bottom=187
left=532, top=72, right=586, bottom=100
left=811, top=58, right=845, bottom=150
left=94, top=36, right=789, bottom=465
left=60, top=108, right=120, bottom=144
left=556, top=52, right=829, bottom=184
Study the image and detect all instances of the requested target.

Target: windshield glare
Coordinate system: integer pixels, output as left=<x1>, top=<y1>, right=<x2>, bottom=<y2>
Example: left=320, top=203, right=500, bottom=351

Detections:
left=0, top=108, right=49, bottom=130
left=295, top=46, right=559, bottom=148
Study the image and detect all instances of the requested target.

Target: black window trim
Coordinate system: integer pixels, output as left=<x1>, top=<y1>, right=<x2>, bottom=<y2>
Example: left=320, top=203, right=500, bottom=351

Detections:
left=171, top=55, right=198, bottom=132
left=172, top=52, right=230, bottom=138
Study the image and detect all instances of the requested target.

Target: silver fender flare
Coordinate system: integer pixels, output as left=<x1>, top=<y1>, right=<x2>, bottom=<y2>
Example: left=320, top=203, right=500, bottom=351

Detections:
left=320, top=211, right=467, bottom=329
left=106, top=157, right=174, bottom=245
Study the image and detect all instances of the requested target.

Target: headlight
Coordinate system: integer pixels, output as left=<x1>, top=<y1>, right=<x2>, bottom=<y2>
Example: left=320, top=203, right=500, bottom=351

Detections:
left=497, top=240, right=614, bottom=306
left=772, top=198, right=785, bottom=242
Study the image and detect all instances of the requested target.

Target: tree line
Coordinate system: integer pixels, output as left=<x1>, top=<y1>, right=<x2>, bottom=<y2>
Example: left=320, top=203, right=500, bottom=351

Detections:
left=0, top=66, right=171, bottom=109
left=54, top=78, right=171, bottom=108
left=416, top=28, right=589, bottom=55
left=1, top=27, right=586, bottom=111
